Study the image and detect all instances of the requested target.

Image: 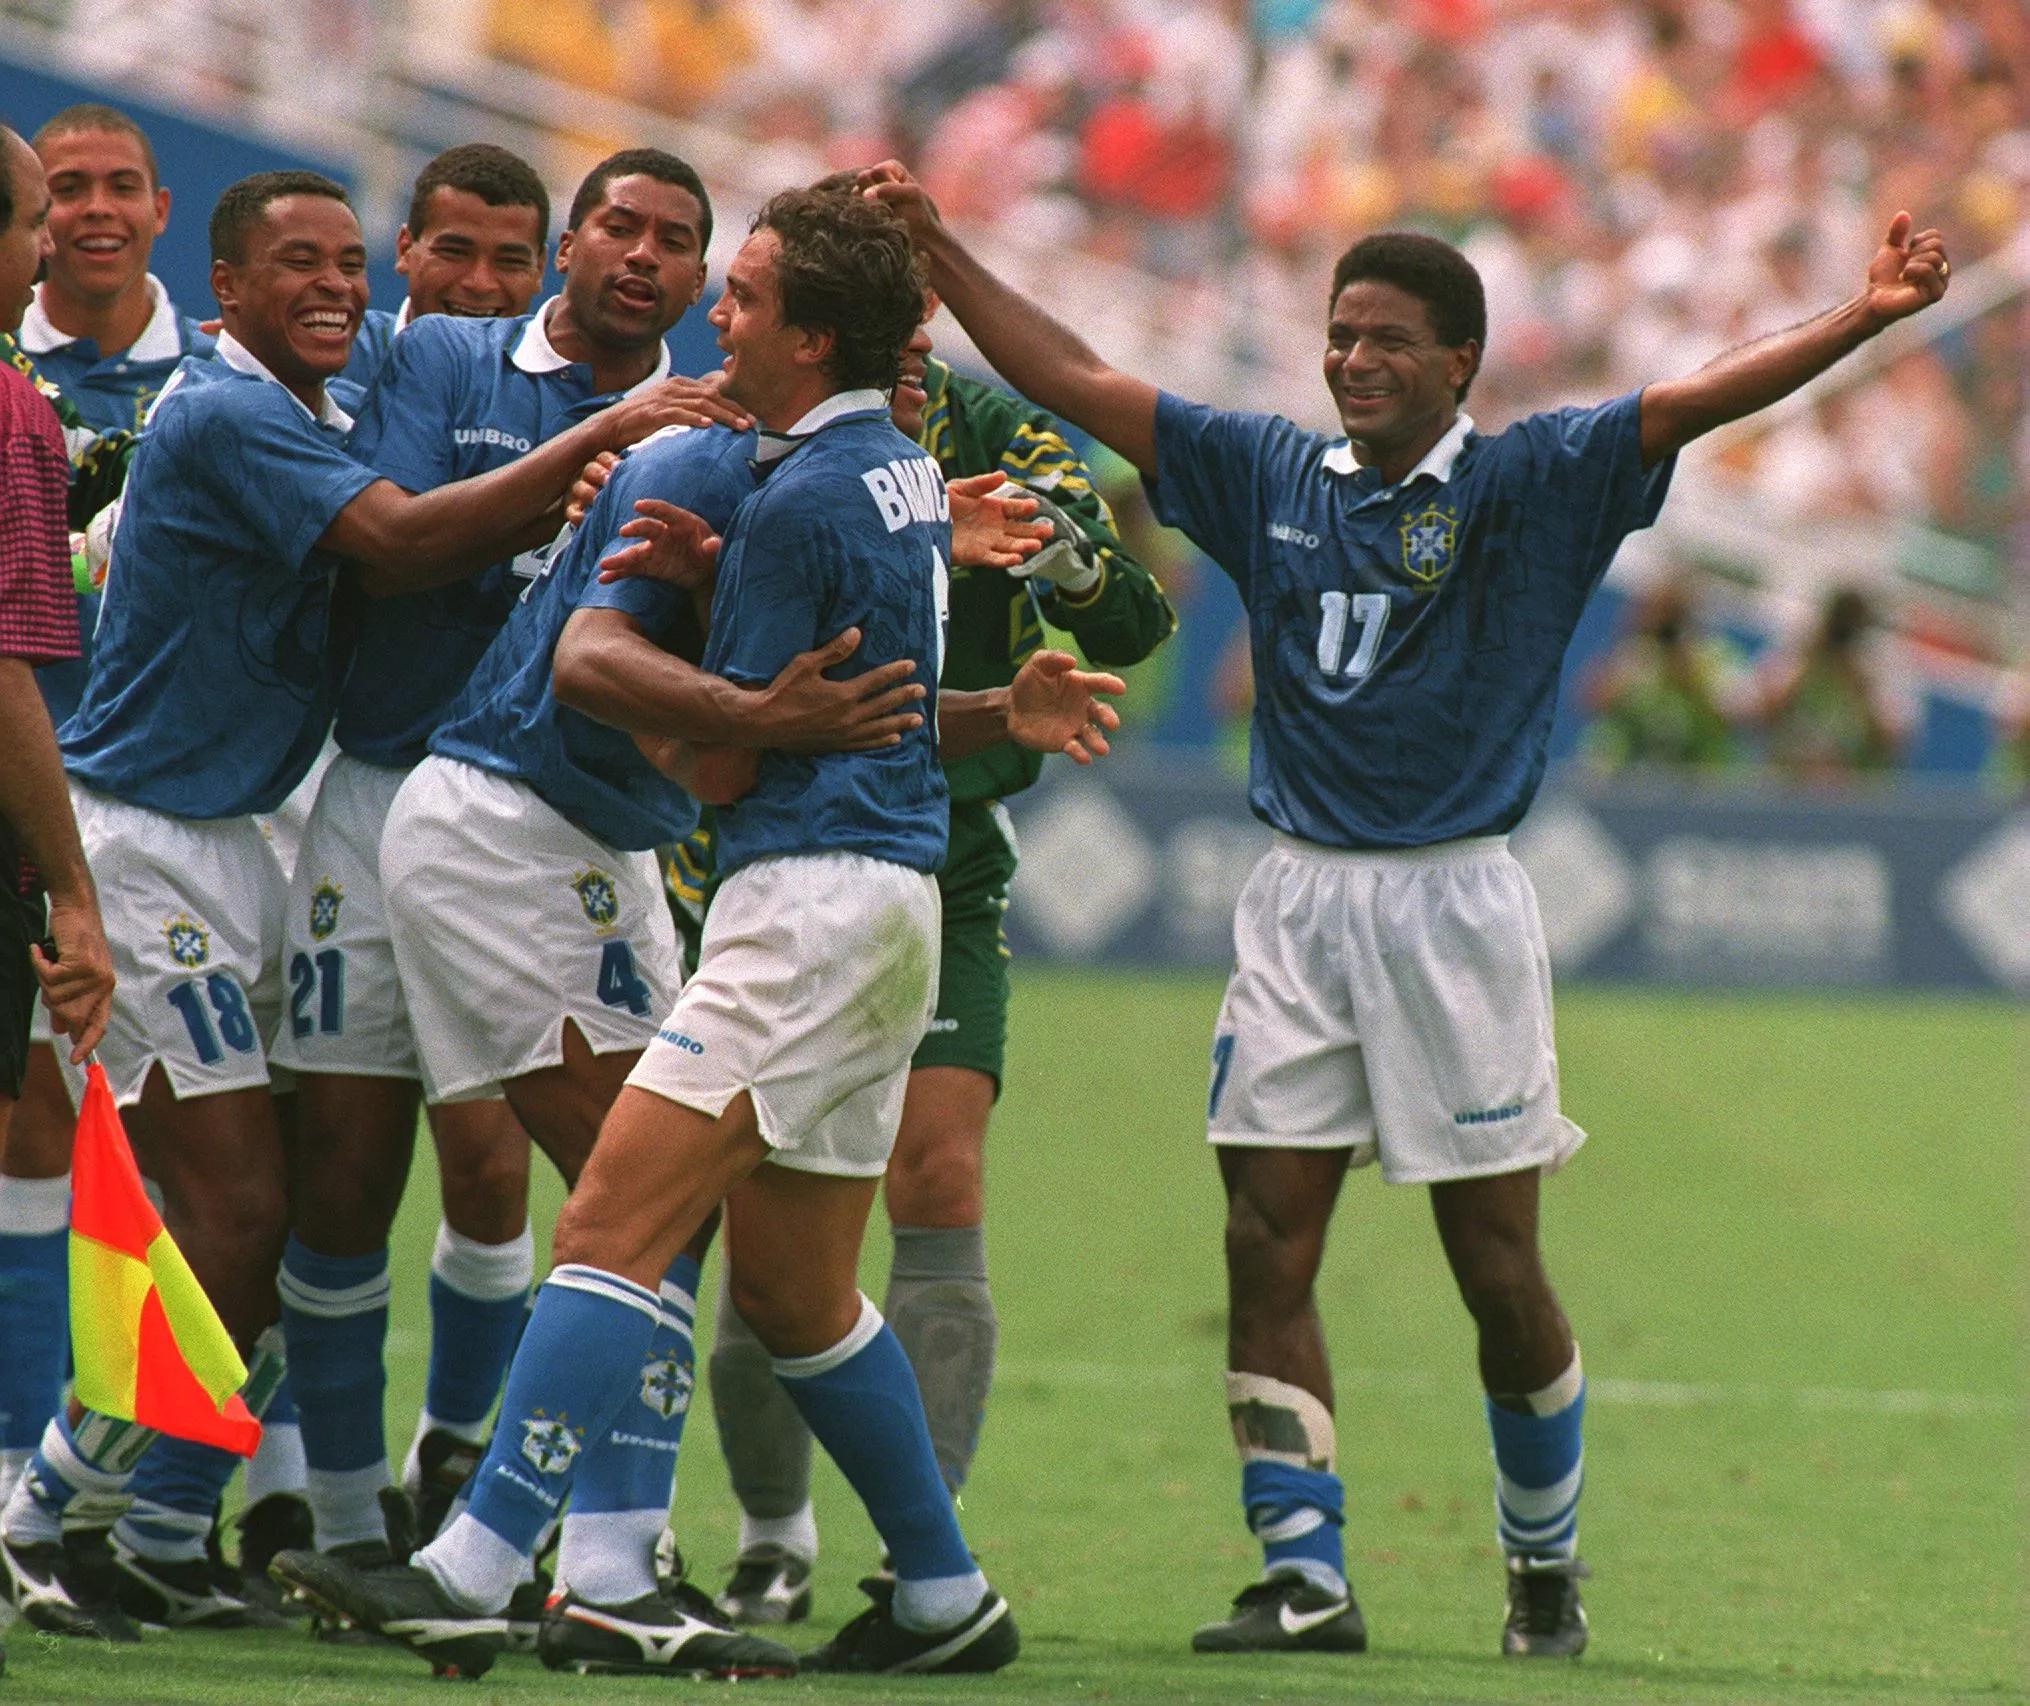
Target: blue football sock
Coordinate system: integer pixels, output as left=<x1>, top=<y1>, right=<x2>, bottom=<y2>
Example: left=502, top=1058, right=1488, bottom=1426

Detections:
left=774, top=1295, right=983, bottom=1631
left=1487, top=1355, right=1585, bottom=1562
left=0, top=1174, right=70, bottom=1487
left=116, top=1437, right=243, bottom=1564
left=557, top=1254, right=700, bottom=1605
left=418, top=1220, right=533, bottom=1454
left=1242, top=1459, right=1347, bottom=1592
left=418, top=1264, right=660, bottom=1613
left=279, top=1237, right=392, bottom=1550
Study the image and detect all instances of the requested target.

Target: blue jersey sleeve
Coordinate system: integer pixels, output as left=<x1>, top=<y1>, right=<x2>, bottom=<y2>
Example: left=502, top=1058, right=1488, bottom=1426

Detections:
left=701, top=492, right=826, bottom=687
left=345, top=318, right=464, bottom=494
left=178, top=384, right=378, bottom=575
left=569, top=465, right=686, bottom=633
left=1144, top=390, right=1313, bottom=596
left=1486, top=390, right=1673, bottom=587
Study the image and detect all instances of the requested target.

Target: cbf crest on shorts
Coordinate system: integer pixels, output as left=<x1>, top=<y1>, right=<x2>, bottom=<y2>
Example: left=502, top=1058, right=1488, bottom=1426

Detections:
left=640, top=1350, right=694, bottom=1420
left=162, top=913, right=210, bottom=969
left=309, top=876, right=344, bottom=941
left=519, top=1408, right=584, bottom=1476
left=571, top=868, right=620, bottom=936
left=1400, top=502, right=1458, bottom=585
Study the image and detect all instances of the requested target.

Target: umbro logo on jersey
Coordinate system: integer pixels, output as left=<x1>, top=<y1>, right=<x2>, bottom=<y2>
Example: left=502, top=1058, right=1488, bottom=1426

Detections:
left=1278, top=1597, right=1351, bottom=1636
left=1267, top=521, right=1320, bottom=549
left=453, top=426, right=534, bottom=453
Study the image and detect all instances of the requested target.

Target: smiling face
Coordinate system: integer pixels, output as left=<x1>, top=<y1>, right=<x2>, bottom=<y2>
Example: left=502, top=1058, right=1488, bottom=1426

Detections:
left=556, top=172, right=706, bottom=352
left=0, top=132, right=53, bottom=337
left=395, top=184, right=546, bottom=320
left=38, top=125, right=167, bottom=309
left=889, top=300, right=936, bottom=439
left=1323, top=279, right=1477, bottom=471
left=708, top=227, right=830, bottom=425
left=211, top=193, right=368, bottom=389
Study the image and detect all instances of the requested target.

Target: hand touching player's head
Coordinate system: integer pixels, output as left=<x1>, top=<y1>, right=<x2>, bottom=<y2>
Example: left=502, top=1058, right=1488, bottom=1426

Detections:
left=555, top=148, right=711, bottom=353
left=208, top=170, right=367, bottom=388
left=709, top=187, right=925, bottom=426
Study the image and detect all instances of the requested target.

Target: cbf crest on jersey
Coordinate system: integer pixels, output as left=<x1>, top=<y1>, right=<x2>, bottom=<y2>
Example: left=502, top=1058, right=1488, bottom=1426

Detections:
left=640, top=1351, right=694, bottom=1421
left=520, top=1408, right=584, bottom=1476
left=571, top=868, right=620, bottom=936
left=162, top=914, right=210, bottom=969
left=309, top=877, right=344, bottom=942
left=1400, top=502, right=1458, bottom=585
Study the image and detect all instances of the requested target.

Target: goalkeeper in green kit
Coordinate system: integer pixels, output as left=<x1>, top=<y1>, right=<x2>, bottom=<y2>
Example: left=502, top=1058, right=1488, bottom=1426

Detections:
left=658, top=290, right=1177, bottom=1624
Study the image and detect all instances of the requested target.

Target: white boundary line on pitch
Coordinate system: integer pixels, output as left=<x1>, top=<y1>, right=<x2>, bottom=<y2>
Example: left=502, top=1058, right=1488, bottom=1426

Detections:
left=996, top=1360, right=2019, bottom=1419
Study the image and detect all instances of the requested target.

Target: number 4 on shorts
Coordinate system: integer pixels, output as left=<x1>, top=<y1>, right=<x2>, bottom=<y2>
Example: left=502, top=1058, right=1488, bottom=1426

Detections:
left=597, top=939, right=653, bottom=1017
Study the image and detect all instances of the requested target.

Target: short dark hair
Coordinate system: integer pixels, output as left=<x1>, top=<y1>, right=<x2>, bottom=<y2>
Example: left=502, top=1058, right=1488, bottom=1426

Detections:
left=1329, top=232, right=1488, bottom=400
left=210, top=170, right=352, bottom=265
left=753, top=187, right=925, bottom=393
left=32, top=103, right=159, bottom=187
left=407, top=143, right=550, bottom=246
left=567, top=148, right=711, bottom=250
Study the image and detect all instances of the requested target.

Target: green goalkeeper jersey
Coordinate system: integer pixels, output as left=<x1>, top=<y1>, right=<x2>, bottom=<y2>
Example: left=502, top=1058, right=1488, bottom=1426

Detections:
left=920, top=356, right=1176, bottom=804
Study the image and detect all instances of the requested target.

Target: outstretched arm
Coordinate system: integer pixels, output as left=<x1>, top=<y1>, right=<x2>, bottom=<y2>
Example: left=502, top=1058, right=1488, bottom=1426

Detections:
left=1639, top=213, right=1948, bottom=467
left=323, top=377, right=750, bottom=595
left=861, top=162, right=1161, bottom=475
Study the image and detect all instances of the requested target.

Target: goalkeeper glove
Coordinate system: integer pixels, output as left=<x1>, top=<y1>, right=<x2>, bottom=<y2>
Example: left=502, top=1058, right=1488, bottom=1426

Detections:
left=1000, top=481, right=1100, bottom=596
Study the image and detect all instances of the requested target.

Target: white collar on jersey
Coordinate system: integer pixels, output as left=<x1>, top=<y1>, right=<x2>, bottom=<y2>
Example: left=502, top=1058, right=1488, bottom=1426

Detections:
left=392, top=296, right=414, bottom=334
left=782, top=387, right=887, bottom=436
left=20, top=273, right=187, bottom=361
left=511, top=296, right=673, bottom=393
left=1323, top=411, right=1475, bottom=492
left=212, top=329, right=355, bottom=431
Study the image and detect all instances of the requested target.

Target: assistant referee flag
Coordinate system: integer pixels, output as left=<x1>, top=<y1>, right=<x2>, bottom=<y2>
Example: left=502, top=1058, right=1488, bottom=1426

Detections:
left=68, top=1064, right=261, bottom=1456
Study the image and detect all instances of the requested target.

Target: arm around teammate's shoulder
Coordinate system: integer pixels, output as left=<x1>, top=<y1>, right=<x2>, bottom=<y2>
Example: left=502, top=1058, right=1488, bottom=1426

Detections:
left=860, top=162, right=1160, bottom=475
left=1638, top=212, right=1949, bottom=467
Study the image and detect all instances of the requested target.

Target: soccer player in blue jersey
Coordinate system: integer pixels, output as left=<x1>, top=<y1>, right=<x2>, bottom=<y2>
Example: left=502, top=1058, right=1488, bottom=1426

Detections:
left=18, top=105, right=212, bottom=434
left=865, top=160, right=1950, bottom=1660
left=271, top=144, right=749, bottom=1579
left=273, top=186, right=1121, bottom=1682
left=0, top=167, right=724, bottom=1640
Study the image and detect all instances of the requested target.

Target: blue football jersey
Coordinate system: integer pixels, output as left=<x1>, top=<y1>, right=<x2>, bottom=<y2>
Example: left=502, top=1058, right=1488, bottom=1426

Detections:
left=59, top=340, right=378, bottom=817
left=1146, top=389, right=1673, bottom=849
left=17, top=277, right=216, bottom=435
left=340, top=305, right=401, bottom=395
left=704, top=395, right=949, bottom=879
left=432, top=424, right=760, bottom=851
left=335, top=301, right=675, bottom=769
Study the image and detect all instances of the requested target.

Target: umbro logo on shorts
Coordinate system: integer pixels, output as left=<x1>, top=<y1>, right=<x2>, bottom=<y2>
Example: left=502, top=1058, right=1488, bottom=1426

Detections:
left=1454, top=1101, right=1525, bottom=1127
left=656, top=1029, right=705, bottom=1056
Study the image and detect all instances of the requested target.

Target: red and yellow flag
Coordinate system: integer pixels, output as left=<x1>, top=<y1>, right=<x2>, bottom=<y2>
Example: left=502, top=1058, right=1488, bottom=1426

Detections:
left=68, top=1064, right=262, bottom=1456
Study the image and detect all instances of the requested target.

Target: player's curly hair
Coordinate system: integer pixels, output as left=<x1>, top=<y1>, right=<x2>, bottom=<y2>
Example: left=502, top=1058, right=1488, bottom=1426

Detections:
left=1330, top=233, right=1488, bottom=401
left=210, top=170, right=352, bottom=264
left=753, top=187, right=925, bottom=394
left=408, top=143, right=550, bottom=246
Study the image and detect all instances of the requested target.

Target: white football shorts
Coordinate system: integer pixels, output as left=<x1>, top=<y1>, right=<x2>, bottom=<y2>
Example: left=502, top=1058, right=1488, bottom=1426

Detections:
left=69, top=783, right=288, bottom=1107
left=626, top=851, right=940, bottom=1178
left=255, top=734, right=338, bottom=883
left=381, top=756, right=680, bottom=1104
left=1207, top=832, right=1584, bottom=1184
left=269, top=754, right=417, bottom=1080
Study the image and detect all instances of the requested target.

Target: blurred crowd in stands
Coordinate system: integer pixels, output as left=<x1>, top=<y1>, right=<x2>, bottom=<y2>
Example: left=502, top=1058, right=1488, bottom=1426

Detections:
left=485, top=1, right=2026, bottom=578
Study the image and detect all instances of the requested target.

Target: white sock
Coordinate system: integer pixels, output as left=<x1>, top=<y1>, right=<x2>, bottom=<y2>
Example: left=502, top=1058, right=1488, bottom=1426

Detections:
left=737, top=1502, right=818, bottom=1564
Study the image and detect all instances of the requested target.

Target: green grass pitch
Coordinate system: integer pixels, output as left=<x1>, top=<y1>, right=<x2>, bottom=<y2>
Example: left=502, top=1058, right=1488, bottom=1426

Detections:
left=7, top=976, right=2022, bottom=1703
